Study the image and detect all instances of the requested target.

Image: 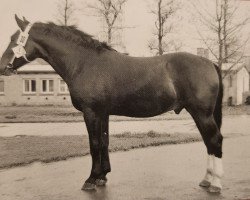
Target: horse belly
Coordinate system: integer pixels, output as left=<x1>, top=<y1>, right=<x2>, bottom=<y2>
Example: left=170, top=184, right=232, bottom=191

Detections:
left=111, top=89, right=177, bottom=118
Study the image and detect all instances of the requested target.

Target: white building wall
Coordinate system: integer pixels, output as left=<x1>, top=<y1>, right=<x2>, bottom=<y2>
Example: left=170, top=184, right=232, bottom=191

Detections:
left=236, top=67, right=250, bottom=105
left=222, top=73, right=237, bottom=105
left=0, top=73, right=71, bottom=106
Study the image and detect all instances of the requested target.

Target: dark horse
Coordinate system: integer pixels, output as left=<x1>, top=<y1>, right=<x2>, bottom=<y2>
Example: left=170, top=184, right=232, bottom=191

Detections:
left=0, top=16, right=224, bottom=193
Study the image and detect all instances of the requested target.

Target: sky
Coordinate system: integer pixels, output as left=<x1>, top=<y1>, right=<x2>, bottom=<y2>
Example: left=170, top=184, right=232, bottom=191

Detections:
left=0, top=0, right=250, bottom=57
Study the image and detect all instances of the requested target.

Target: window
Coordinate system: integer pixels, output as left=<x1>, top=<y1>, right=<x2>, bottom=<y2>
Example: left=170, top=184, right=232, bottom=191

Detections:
left=41, top=79, right=54, bottom=93
left=229, top=75, right=233, bottom=87
left=243, top=77, right=245, bottom=92
left=0, top=79, right=4, bottom=94
left=59, top=79, right=69, bottom=93
left=23, top=79, right=36, bottom=94
left=228, top=97, right=233, bottom=106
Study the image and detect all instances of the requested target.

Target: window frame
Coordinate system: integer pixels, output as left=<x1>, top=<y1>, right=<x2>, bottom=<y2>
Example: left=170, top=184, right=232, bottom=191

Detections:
left=40, top=79, right=54, bottom=94
left=58, top=79, right=69, bottom=94
left=23, top=79, right=37, bottom=94
left=0, top=79, right=4, bottom=94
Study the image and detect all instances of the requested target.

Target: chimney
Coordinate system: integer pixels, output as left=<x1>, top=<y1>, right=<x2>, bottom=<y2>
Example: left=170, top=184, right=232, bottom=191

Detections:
left=197, top=48, right=209, bottom=59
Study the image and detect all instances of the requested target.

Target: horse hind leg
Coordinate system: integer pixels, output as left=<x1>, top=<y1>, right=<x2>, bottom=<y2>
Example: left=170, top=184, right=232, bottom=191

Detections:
left=188, top=110, right=224, bottom=193
left=199, top=154, right=213, bottom=187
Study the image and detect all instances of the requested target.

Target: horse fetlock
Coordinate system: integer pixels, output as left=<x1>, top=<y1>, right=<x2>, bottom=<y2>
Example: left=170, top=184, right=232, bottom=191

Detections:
left=204, top=170, right=213, bottom=182
left=213, top=171, right=224, bottom=179
left=206, top=154, right=214, bottom=174
left=213, top=157, right=224, bottom=178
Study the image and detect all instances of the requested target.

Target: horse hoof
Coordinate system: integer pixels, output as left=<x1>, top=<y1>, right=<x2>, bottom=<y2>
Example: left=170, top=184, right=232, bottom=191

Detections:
left=199, top=180, right=211, bottom=188
left=96, top=178, right=107, bottom=186
left=208, top=185, right=221, bottom=193
left=81, top=182, right=96, bottom=191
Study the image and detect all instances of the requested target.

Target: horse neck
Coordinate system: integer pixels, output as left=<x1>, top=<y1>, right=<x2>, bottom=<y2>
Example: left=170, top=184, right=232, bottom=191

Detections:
left=33, top=32, right=93, bottom=85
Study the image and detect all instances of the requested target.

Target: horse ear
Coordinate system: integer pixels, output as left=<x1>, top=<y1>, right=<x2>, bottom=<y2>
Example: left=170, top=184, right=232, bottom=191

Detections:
left=15, top=14, right=26, bottom=31
left=23, top=16, right=30, bottom=24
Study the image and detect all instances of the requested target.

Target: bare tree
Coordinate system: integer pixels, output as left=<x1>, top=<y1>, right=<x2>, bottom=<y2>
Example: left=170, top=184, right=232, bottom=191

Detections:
left=192, top=0, right=250, bottom=74
left=148, top=0, right=180, bottom=55
left=56, top=0, right=77, bottom=26
left=86, top=0, right=128, bottom=46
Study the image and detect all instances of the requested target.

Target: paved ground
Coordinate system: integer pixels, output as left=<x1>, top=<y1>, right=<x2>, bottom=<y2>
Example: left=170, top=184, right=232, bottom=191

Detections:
left=0, top=133, right=250, bottom=200
left=0, top=115, right=250, bottom=137
left=0, top=115, right=249, bottom=200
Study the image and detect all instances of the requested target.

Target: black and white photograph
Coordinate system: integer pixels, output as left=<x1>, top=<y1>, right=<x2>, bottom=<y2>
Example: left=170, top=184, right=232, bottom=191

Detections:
left=0, top=0, right=250, bottom=199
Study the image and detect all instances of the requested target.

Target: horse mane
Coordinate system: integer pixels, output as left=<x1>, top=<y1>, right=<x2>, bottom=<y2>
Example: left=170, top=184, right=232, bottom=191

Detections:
left=36, top=22, right=116, bottom=52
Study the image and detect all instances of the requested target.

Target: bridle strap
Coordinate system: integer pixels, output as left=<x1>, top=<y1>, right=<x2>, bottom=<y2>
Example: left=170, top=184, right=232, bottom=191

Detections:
left=23, top=23, right=33, bottom=62
left=24, top=23, right=32, bottom=34
left=20, top=23, right=33, bottom=62
left=9, top=23, right=33, bottom=66
left=23, top=54, right=31, bottom=62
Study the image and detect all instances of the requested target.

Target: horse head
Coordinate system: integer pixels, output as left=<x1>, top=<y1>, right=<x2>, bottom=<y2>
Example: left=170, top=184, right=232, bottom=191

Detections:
left=0, top=15, right=40, bottom=75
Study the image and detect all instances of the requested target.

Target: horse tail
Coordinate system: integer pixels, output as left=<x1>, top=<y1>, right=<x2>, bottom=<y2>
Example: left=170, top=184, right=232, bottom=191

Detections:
left=213, top=63, right=223, bottom=130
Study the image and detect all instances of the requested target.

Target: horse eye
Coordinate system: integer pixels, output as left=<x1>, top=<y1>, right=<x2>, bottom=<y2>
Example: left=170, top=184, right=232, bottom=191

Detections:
left=10, top=36, right=16, bottom=42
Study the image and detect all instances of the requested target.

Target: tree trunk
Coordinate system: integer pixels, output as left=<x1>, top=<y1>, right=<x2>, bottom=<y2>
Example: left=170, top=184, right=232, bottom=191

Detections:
left=64, top=0, right=68, bottom=26
left=158, top=0, right=163, bottom=55
left=107, top=27, right=112, bottom=45
left=218, top=20, right=223, bottom=69
left=223, top=0, right=228, bottom=63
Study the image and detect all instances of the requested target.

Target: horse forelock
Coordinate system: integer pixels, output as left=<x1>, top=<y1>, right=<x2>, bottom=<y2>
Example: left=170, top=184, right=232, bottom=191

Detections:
left=34, top=22, right=116, bottom=52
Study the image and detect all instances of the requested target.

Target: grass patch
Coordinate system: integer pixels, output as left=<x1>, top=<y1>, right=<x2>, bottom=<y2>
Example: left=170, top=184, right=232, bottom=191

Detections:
left=0, top=132, right=201, bottom=169
left=0, top=105, right=249, bottom=123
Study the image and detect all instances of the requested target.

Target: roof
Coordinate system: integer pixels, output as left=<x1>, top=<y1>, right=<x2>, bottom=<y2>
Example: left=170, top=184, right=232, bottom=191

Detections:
left=27, top=58, right=49, bottom=65
left=18, top=64, right=55, bottom=73
left=221, top=63, right=247, bottom=72
left=17, top=58, right=54, bottom=72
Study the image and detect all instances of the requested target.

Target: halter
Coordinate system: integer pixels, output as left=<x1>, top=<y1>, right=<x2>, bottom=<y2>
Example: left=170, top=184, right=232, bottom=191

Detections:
left=6, top=23, right=33, bottom=71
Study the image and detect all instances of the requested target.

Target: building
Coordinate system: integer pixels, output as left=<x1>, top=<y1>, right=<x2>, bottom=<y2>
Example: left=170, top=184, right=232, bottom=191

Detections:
left=195, top=48, right=250, bottom=106
left=1, top=58, right=250, bottom=106
left=0, top=59, right=71, bottom=106
left=222, top=63, right=249, bottom=105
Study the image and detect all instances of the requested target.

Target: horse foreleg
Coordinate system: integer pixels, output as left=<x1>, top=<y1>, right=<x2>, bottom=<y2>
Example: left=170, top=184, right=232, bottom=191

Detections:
left=81, top=108, right=103, bottom=190
left=96, top=115, right=111, bottom=186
